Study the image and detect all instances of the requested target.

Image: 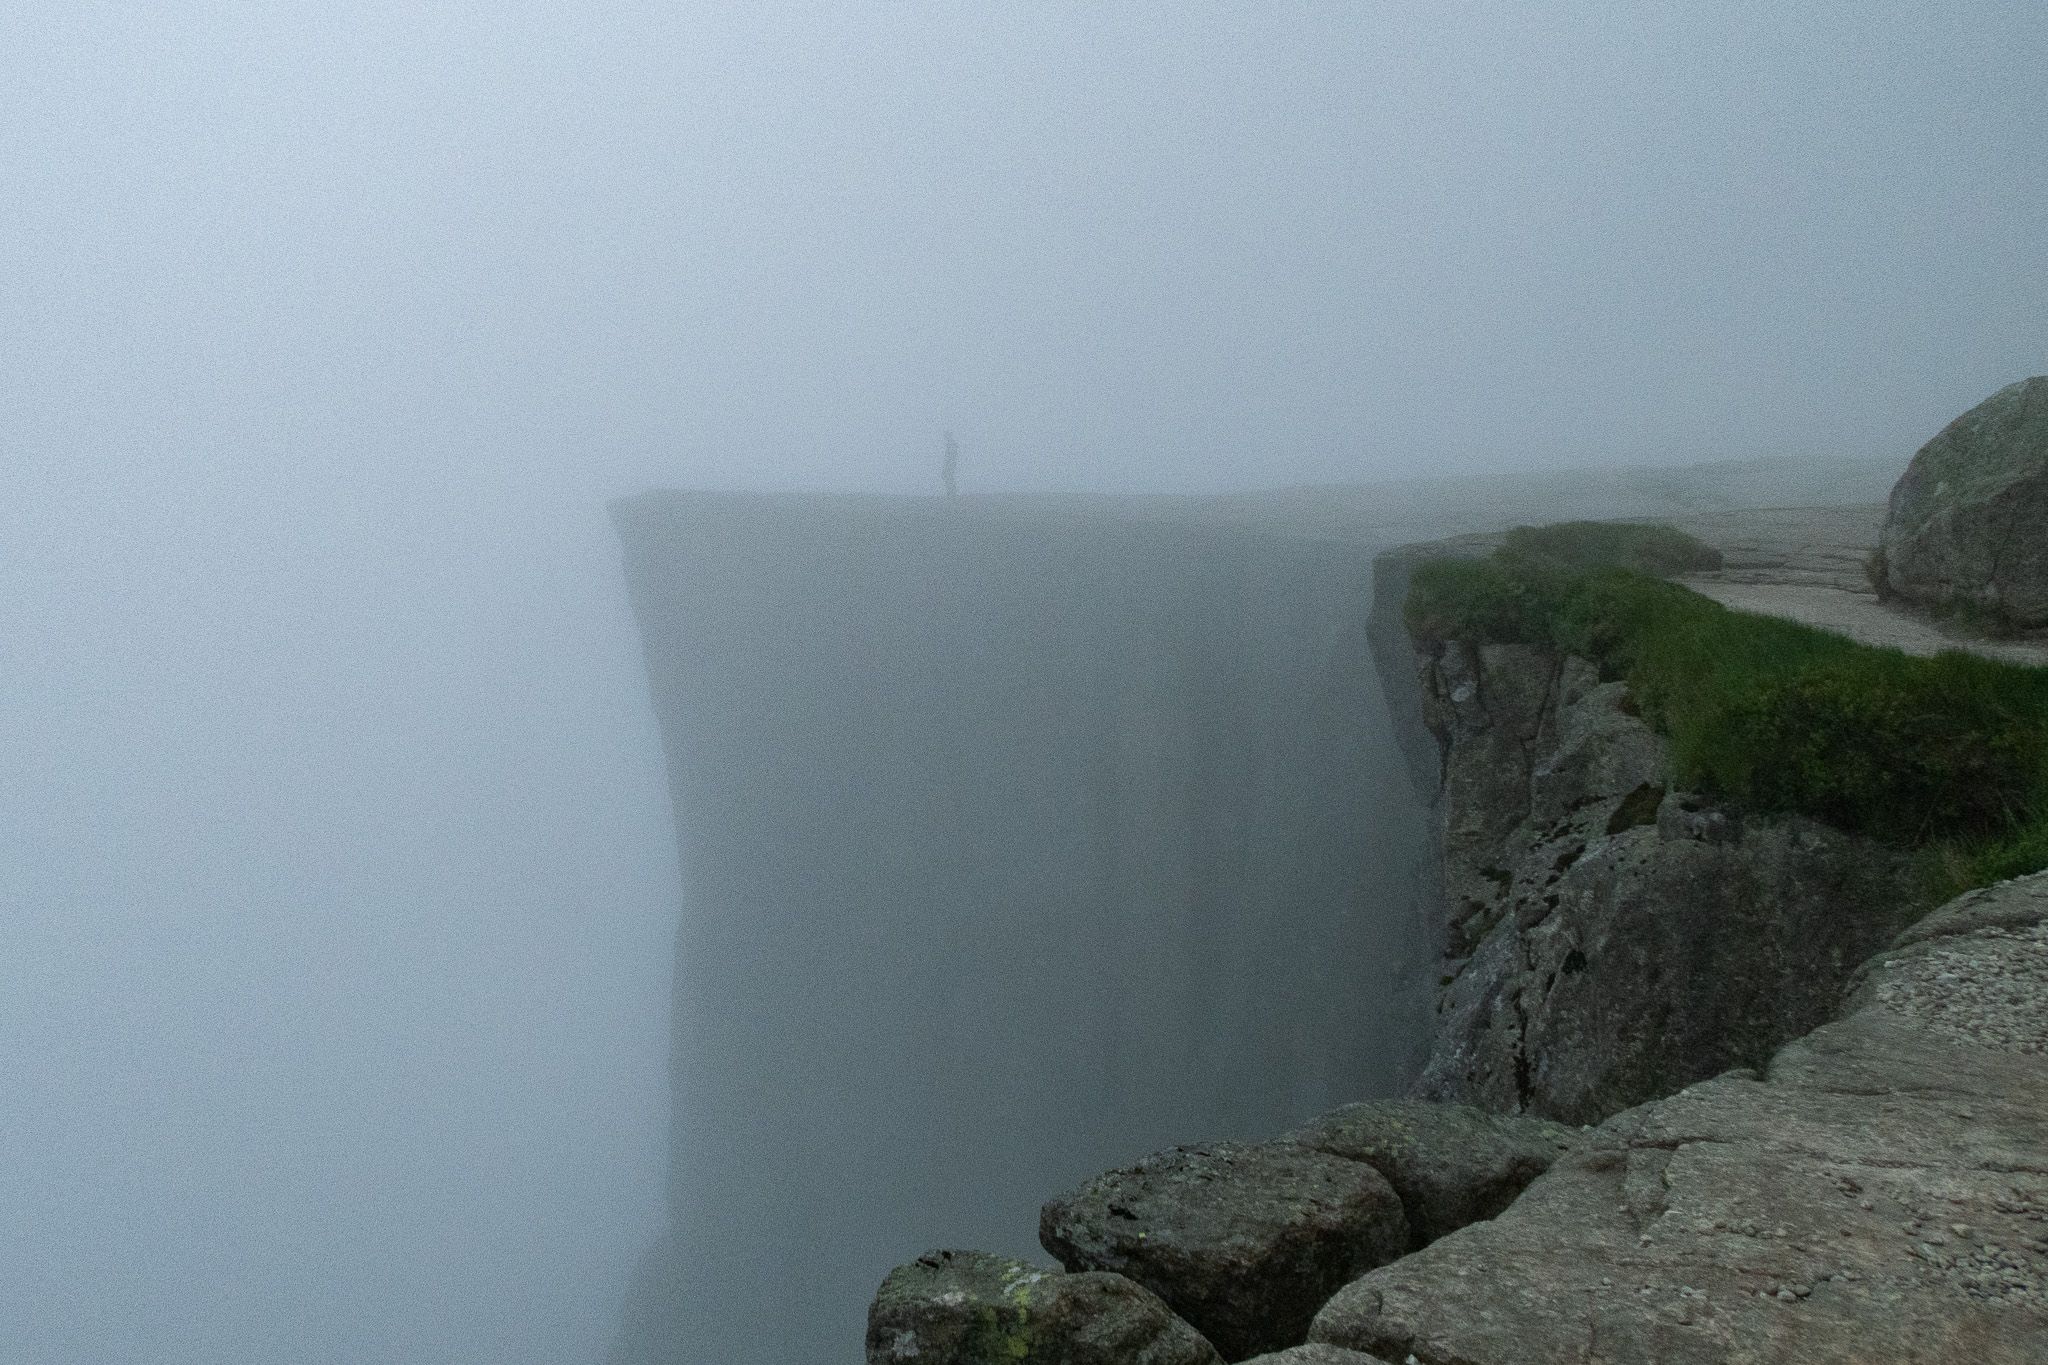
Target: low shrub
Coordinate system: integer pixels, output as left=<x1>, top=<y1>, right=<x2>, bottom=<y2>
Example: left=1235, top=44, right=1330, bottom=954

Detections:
left=1404, top=557, right=1563, bottom=645
left=1498, top=520, right=1725, bottom=577
left=1405, top=522, right=1719, bottom=645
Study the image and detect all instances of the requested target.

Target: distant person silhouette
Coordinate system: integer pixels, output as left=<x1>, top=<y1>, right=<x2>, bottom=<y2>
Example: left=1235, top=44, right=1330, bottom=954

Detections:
left=942, top=431, right=959, bottom=498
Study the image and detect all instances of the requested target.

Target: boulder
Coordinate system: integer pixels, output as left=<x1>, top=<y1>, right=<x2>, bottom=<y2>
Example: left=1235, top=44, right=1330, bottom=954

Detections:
left=1880, top=375, right=2048, bottom=628
left=1237, top=1347, right=1397, bottom=1365
left=1039, top=1142, right=1407, bottom=1361
left=1284, top=1099, right=1577, bottom=1247
left=866, top=1249, right=1222, bottom=1365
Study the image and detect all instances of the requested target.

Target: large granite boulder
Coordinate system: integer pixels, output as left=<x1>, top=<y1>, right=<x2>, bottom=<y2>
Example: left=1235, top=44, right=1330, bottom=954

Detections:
left=1039, top=1142, right=1407, bottom=1360
left=1284, top=1099, right=1577, bottom=1247
left=866, top=1250, right=1222, bottom=1365
left=1879, top=376, right=2048, bottom=629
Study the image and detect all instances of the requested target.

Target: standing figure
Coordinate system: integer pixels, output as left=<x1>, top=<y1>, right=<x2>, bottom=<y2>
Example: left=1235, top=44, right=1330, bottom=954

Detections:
left=942, top=431, right=959, bottom=499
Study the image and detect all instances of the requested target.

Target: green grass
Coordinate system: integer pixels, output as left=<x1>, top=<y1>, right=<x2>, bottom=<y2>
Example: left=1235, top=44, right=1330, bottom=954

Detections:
left=1405, top=523, right=2048, bottom=899
left=1498, top=520, right=1726, bottom=577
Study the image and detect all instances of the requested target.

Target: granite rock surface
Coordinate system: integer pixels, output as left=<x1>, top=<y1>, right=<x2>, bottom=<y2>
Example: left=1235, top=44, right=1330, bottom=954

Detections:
left=866, top=1249, right=1223, bottom=1365
left=1311, top=872, right=2048, bottom=1365
left=1413, top=640, right=1918, bottom=1123
left=1040, top=1142, right=1407, bottom=1360
left=1282, top=1099, right=1575, bottom=1248
left=1880, top=376, right=2048, bottom=629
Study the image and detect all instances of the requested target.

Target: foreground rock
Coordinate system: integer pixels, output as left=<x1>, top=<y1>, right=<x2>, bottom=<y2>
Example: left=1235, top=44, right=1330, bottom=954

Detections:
left=1310, top=872, right=2048, bottom=1365
left=1040, top=1142, right=1406, bottom=1360
left=866, top=1249, right=1222, bottom=1365
left=1284, top=1099, right=1576, bottom=1247
left=1880, top=375, right=2048, bottom=629
left=1412, top=642, right=1917, bottom=1123
left=1238, top=1347, right=1395, bottom=1365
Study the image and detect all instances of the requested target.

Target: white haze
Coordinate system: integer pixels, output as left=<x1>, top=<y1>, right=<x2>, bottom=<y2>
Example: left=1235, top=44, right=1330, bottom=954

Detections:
left=2, top=3, right=2043, bottom=1362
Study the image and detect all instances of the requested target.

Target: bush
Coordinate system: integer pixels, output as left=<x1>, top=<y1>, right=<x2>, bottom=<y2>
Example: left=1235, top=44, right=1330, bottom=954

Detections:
left=1699, top=658, right=2036, bottom=842
left=1405, top=522, right=1719, bottom=645
left=1404, top=557, right=1563, bottom=645
left=1498, top=520, right=1725, bottom=577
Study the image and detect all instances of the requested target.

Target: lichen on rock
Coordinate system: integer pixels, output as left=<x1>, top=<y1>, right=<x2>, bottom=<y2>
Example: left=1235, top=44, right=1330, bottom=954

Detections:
left=866, top=1249, right=1222, bottom=1365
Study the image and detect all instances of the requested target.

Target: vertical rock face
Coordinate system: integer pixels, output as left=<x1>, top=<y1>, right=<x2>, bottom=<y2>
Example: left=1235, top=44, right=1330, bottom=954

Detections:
left=1406, top=636, right=1919, bottom=1124
left=609, top=494, right=1432, bottom=1365
left=1880, top=376, right=2048, bottom=628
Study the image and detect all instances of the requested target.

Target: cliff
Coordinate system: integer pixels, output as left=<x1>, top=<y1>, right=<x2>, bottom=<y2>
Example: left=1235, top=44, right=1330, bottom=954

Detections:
left=610, top=493, right=1434, bottom=1365
left=1403, top=630, right=1918, bottom=1123
left=1309, top=537, right=2048, bottom=1358
left=1369, top=511, right=1927, bottom=1124
left=865, top=508, right=2048, bottom=1364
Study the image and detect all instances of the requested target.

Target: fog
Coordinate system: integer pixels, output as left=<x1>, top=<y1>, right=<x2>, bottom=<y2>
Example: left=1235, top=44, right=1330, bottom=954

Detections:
left=4, top=3, right=2043, bottom=1363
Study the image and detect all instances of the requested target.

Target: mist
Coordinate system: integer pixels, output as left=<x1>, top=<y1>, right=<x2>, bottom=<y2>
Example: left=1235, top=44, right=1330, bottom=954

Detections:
left=4, top=3, right=2043, bottom=1363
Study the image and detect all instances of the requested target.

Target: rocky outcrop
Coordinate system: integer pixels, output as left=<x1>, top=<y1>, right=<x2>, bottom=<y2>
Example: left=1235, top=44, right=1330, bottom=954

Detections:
left=613, top=494, right=1430, bottom=1365
left=876, top=875, right=2048, bottom=1365
left=872, top=1096, right=1572, bottom=1365
left=1039, top=1142, right=1408, bottom=1360
left=867, top=1250, right=1223, bottom=1365
left=1310, top=871, right=2048, bottom=1364
left=863, top=506, right=2048, bottom=1363
left=1880, top=376, right=2048, bottom=629
left=1413, top=638, right=1919, bottom=1123
left=868, top=1100, right=1572, bottom=1364
left=1239, top=1348, right=1394, bottom=1365
left=1283, top=1099, right=1575, bottom=1247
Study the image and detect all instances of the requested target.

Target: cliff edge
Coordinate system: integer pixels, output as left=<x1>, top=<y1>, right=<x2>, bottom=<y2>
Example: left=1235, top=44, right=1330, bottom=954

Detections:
left=1404, top=634, right=1917, bottom=1124
left=867, top=505, right=2048, bottom=1364
left=1312, top=870, right=2048, bottom=1364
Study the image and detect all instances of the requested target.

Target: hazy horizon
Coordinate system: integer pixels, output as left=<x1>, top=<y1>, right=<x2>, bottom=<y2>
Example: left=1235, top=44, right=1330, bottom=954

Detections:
left=4, top=3, right=2043, bottom=1362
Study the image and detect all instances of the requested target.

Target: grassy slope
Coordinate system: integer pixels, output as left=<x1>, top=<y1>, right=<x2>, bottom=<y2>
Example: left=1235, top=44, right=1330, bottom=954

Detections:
left=1405, top=522, right=2048, bottom=899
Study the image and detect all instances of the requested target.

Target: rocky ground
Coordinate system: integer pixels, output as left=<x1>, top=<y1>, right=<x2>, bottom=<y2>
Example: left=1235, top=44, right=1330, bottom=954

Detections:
left=1311, top=872, right=2048, bottom=1364
left=869, top=875, right=2048, bottom=1364
left=1673, top=503, right=2048, bottom=667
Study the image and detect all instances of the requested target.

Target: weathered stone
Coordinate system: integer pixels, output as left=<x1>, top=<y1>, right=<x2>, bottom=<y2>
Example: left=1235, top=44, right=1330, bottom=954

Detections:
left=1309, top=873, right=2048, bottom=1365
left=866, top=1249, right=1221, bottom=1365
left=1284, top=1099, right=1576, bottom=1247
left=1410, top=639, right=1918, bottom=1123
left=1237, top=1346, right=1396, bottom=1365
left=1039, top=1142, right=1406, bottom=1360
left=1422, top=640, right=1563, bottom=952
left=1880, top=375, right=2048, bottom=629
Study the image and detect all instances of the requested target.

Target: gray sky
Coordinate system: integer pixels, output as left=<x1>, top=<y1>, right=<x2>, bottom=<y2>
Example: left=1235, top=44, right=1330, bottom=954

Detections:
left=8, top=2, right=2043, bottom=499
left=3, top=4, right=2044, bottom=1363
